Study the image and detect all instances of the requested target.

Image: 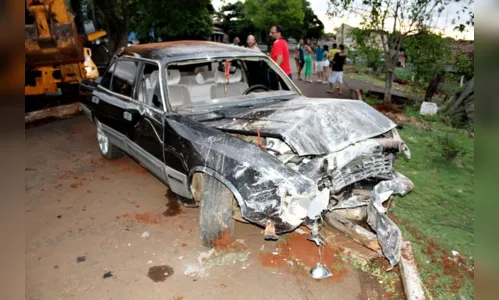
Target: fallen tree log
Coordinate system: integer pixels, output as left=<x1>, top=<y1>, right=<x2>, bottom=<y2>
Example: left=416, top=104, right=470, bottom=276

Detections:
left=25, top=103, right=82, bottom=124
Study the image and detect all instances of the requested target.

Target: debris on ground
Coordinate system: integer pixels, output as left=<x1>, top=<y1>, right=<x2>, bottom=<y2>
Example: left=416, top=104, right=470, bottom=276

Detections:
left=76, top=256, right=86, bottom=263
left=141, top=231, right=150, bottom=238
left=451, top=250, right=459, bottom=257
left=198, top=240, right=251, bottom=268
left=259, top=232, right=349, bottom=282
left=57, top=215, right=62, bottom=219
left=147, top=265, right=174, bottom=282
left=324, top=211, right=381, bottom=252
left=419, top=102, right=438, bottom=116
left=103, top=271, right=113, bottom=279
left=183, top=264, right=202, bottom=278
left=294, top=228, right=308, bottom=235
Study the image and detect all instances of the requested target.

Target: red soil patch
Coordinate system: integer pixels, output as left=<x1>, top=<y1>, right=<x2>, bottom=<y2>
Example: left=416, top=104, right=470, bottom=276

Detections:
left=100, top=176, right=110, bottom=180
left=58, top=170, right=74, bottom=178
left=70, top=182, right=83, bottom=188
left=375, top=104, right=403, bottom=114
left=213, top=229, right=248, bottom=252
left=133, top=212, right=161, bottom=224
left=390, top=214, right=473, bottom=294
left=180, top=243, right=188, bottom=247
left=259, top=232, right=348, bottom=282
left=120, top=212, right=162, bottom=225
left=219, top=283, right=227, bottom=288
left=136, top=167, right=149, bottom=174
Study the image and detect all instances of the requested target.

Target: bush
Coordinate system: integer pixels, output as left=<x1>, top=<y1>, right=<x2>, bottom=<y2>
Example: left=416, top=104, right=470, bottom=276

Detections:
left=394, top=67, right=413, bottom=82
left=432, top=134, right=467, bottom=160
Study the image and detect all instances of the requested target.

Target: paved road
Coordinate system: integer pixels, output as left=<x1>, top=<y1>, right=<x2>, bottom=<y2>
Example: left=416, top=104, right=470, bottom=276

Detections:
left=287, top=57, right=355, bottom=100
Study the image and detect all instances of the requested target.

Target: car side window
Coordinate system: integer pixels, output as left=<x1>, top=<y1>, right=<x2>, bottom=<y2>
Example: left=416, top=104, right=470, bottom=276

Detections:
left=111, top=60, right=139, bottom=98
left=137, top=63, right=162, bottom=109
left=99, top=63, right=115, bottom=89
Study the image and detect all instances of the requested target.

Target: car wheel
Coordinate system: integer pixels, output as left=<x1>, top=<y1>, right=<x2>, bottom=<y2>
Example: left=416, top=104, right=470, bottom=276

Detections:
left=96, top=120, right=123, bottom=160
left=193, top=173, right=235, bottom=248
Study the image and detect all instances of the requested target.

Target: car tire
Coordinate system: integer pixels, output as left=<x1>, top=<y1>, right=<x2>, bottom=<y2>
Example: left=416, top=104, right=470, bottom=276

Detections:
left=195, top=173, right=235, bottom=248
left=96, top=120, right=123, bottom=160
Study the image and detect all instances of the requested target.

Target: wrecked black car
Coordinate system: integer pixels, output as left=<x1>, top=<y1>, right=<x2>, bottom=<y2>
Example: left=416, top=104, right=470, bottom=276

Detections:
left=79, top=41, right=414, bottom=268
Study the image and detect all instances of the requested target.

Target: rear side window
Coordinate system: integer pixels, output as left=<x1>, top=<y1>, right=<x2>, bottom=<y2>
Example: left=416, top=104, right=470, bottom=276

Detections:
left=99, top=63, right=115, bottom=89
left=111, top=60, right=139, bottom=98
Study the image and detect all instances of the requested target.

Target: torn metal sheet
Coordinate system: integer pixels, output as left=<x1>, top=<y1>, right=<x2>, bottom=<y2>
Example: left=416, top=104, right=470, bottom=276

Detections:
left=367, top=172, right=414, bottom=268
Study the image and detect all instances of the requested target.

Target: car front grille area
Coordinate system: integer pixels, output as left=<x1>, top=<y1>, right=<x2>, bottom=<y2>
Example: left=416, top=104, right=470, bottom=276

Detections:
left=327, top=153, right=394, bottom=193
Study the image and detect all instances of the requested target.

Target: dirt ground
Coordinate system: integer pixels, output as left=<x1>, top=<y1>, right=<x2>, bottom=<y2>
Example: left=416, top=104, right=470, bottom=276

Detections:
left=25, top=115, right=393, bottom=300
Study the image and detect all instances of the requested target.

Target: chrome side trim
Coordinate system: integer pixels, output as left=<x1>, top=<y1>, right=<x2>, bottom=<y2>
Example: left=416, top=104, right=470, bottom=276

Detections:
left=80, top=103, right=94, bottom=123
left=165, top=165, right=192, bottom=199
left=126, top=141, right=166, bottom=183
left=100, top=122, right=126, bottom=151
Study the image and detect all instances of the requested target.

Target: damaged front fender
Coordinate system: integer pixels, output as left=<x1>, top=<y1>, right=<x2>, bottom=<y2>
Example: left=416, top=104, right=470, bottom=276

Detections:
left=167, top=116, right=318, bottom=233
left=367, top=172, right=414, bottom=268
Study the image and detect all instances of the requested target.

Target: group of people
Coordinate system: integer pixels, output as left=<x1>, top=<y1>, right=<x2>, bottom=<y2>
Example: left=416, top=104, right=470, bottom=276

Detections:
left=230, top=35, right=261, bottom=52
left=228, top=25, right=346, bottom=95
left=295, top=40, right=346, bottom=95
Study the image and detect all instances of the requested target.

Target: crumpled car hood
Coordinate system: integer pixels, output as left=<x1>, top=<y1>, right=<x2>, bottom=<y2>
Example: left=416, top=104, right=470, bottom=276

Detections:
left=206, top=97, right=397, bottom=156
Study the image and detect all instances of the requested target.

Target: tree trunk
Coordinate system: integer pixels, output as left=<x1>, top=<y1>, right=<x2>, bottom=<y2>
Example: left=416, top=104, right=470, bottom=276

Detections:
left=444, top=77, right=474, bottom=115
left=94, top=1, right=131, bottom=58
left=424, top=72, right=445, bottom=102
left=384, top=70, right=394, bottom=104
left=107, top=24, right=129, bottom=56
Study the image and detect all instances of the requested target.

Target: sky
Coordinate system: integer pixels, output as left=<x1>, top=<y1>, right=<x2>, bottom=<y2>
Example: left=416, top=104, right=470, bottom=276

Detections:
left=212, top=0, right=474, bottom=40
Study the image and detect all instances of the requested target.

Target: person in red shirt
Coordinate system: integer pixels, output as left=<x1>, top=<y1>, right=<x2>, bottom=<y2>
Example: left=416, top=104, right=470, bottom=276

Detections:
left=269, top=25, right=292, bottom=80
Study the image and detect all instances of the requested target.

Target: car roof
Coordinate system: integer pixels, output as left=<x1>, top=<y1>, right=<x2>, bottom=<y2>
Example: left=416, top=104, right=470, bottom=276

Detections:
left=122, top=40, right=267, bottom=64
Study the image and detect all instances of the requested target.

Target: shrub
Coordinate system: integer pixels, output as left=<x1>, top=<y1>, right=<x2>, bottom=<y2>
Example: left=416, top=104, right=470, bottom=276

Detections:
left=432, top=134, right=467, bottom=160
left=394, top=67, right=413, bottom=82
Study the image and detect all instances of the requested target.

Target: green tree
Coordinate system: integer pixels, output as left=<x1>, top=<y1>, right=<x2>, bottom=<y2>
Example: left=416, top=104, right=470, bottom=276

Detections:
left=404, top=33, right=452, bottom=102
left=244, top=0, right=305, bottom=49
left=329, top=0, right=474, bottom=104
left=454, top=55, right=474, bottom=80
left=288, top=0, right=324, bottom=39
left=352, top=28, right=384, bottom=72
left=93, top=0, right=213, bottom=56
left=133, top=0, right=212, bottom=42
left=218, top=1, right=257, bottom=43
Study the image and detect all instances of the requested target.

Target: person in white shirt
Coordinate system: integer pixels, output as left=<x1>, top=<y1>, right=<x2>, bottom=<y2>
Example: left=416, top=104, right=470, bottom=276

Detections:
left=246, top=35, right=261, bottom=51
left=231, top=37, right=240, bottom=47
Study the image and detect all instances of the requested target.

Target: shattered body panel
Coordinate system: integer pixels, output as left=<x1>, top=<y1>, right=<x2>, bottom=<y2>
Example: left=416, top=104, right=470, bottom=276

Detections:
left=205, top=97, right=397, bottom=156
left=165, top=115, right=317, bottom=233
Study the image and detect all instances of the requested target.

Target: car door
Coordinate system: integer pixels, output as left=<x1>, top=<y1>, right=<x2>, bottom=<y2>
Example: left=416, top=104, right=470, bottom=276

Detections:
left=91, top=60, right=137, bottom=150
left=126, top=61, right=169, bottom=183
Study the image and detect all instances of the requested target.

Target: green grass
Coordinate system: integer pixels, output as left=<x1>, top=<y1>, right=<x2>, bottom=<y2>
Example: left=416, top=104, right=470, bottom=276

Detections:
left=345, top=65, right=425, bottom=96
left=392, top=123, right=474, bottom=298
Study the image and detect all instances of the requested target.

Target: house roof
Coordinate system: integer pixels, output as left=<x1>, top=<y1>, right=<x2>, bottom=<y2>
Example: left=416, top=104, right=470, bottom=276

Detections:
left=451, top=40, right=474, bottom=57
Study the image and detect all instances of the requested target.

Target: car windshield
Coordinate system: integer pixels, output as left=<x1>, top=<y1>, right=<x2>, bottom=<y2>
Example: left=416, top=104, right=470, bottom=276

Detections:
left=164, top=57, right=300, bottom=109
